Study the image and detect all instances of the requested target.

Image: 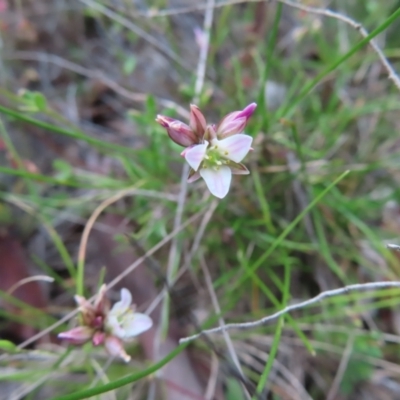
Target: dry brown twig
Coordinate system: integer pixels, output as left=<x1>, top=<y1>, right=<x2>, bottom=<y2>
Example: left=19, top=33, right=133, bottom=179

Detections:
left=127, top=0, right=400, bottom=91
left=179, top=281, right=400, bottom=343
left=77, top=0, right=193, bottom=72
left=200, top=255, right=246, bottom=380
left=276, top=0, right=400, bottom=90
left=326, top=333, right=355, bottom=400
left=5, top=51, right=189, bottom=119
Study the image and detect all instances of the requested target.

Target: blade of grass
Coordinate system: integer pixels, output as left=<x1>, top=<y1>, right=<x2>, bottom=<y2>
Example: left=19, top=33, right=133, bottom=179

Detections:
left=254, top=260, right=290, bottom=397
left=0, top=166, right=128, bottom=188
left=241, top=258, right=315, bottom=355
left=49, top=342, right=188, bottom=400
left=0, top=105, right=134, bottom=154
left=256, top=2, right=283, bottom=132
left=277, top=6, right=400, bottom=120
left=311, top=207, right=347, bottom=282
left=237, top=171, right=350, bottom=289
left=252, top=167, right=275, bottom=234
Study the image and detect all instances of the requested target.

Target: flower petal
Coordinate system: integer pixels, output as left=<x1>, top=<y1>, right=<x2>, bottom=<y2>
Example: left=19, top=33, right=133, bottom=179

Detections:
left=110, top=288, right=132, bottom=315
left=122, top=313, right=153, bottom=338
left=189, top=104, right=207, bottom=137
left=74, top=295, right=91, bottom=309
left=92, top=331, right=106, bottom=346
left=229, top=162, right=250, bottom=175
left=104, top=336, right=131, bottom=362
left=235, top=102, right=257, bottom=120
left=184, top=142, right=208, bottom=171
left=94, top=284, right=109, bottom=313
left=204, top=125, right=217, bottom=141
left=200, top=166, right=232, bottom=199
left=187, top=169, right=201, bottom=183
left=217, top=134, right=253, bottom=163
left=58, top=326, right=93, bottom=345
left=74, top=295, right=96, bottom=325
left=106, top=315, right=126, bottom=338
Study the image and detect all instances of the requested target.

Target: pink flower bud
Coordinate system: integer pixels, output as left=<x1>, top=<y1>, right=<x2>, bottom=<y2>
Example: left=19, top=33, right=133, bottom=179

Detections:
left=216, top=103, right=257, bottom=138
left=189, top=104, right=206, bottom=137
left=156, top=115, right=198, bottom=147
left=235, top=102, right=257, bottom=121
left=216, top=116, right=247, bottom=138
left=58, top=326, right=93, bottom=345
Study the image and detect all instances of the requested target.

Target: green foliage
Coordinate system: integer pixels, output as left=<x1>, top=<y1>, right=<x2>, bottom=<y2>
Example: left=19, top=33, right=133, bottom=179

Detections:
left=0, top=340, right=17, bottom=353
left=18, top=90, right=48, bottom=113
left=340, top=336, right=382, bottom=394
left=0, top=1, right=400, bottom=399
left=226, top=378, right=246, bottom=400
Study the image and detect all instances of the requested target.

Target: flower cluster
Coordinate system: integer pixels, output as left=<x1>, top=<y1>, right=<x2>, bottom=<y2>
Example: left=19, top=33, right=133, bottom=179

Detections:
left=58, top=285, right=152, bottom=362
left=156, top=103, right=256, bottom=199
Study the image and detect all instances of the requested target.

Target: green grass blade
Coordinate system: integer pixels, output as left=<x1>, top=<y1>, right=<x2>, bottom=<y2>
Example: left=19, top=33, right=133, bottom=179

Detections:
left=277, top=6, right=400, bottom=119
left=50, top=343, right=188, bottom=400
left=0, top=105, right=134, bottom=154
left=238, top=171, right=350, bottom=288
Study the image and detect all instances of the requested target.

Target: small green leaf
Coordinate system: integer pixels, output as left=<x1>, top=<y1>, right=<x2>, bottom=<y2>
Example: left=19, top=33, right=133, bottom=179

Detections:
left=226, top=378, right=245, bottom=400
left=123, top=56, right=137, bottom=75
left=0, top=339, right=17, bottom=353
left=145, top=94, right=156, bottom=116
left=18, top=90, right=47, bottom=112
left=33, top=92, right=48, bottom=111
left=53, top=159, right=73, bottom=181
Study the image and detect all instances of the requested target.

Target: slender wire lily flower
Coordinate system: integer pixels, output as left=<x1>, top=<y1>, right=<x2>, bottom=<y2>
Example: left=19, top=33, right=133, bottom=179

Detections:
left=58, top=285, right=152, bottom=362
left=156, top=103, right=256, bottom=198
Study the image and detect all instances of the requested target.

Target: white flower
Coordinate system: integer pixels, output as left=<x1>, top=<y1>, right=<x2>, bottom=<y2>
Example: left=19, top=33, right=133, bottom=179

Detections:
left=183, top=134, right=253, bottom=198
left=106, top=288, right=153, bottom=340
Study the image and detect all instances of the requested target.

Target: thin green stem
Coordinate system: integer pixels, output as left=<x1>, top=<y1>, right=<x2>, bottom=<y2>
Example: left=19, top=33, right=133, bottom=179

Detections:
left=0, top=165, right=127, bottom=188
left=0, top=105, right=134, bottom=154
left=257, top=2, right=283, bottom=132
left=254, top=261, right=290, bottom=396
left=237, top=171, right=350, bottom=289
left=50, top=343, right=187, bottom=400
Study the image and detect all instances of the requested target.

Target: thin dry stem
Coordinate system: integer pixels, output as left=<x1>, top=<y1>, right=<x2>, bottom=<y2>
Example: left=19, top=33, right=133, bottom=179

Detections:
left=6, top=51, right=189, bottom=119
left=193, top=0, right=215, bottom=103
left=75, top=186, right=181, bottom=287
left=9, top=350, right=73, bottom=400
left=180, top=281, right=400, bottom=343
left=204, top=352, right=219, bottom=400
left=77, top=187, right=142, bottom=277
left=164, top=0, right=216, bottom=289
left=89, top=357, right=116, bottom=400
left=145, top=198, right=217, bottom=316
left=78, top=0, right=192, bottom=71
left=128, top=0, right=400, bottom=91
left=200, top=256, right=251, bottom=400
left=159, top=0, right=216, bottom=364
left=325, top=333, right=355, bottom=400
left=277, top=0, right=400, bottom=90
left=7, top=275, right=54, bottom=295
left=101, top=210, right=206, bottom=291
